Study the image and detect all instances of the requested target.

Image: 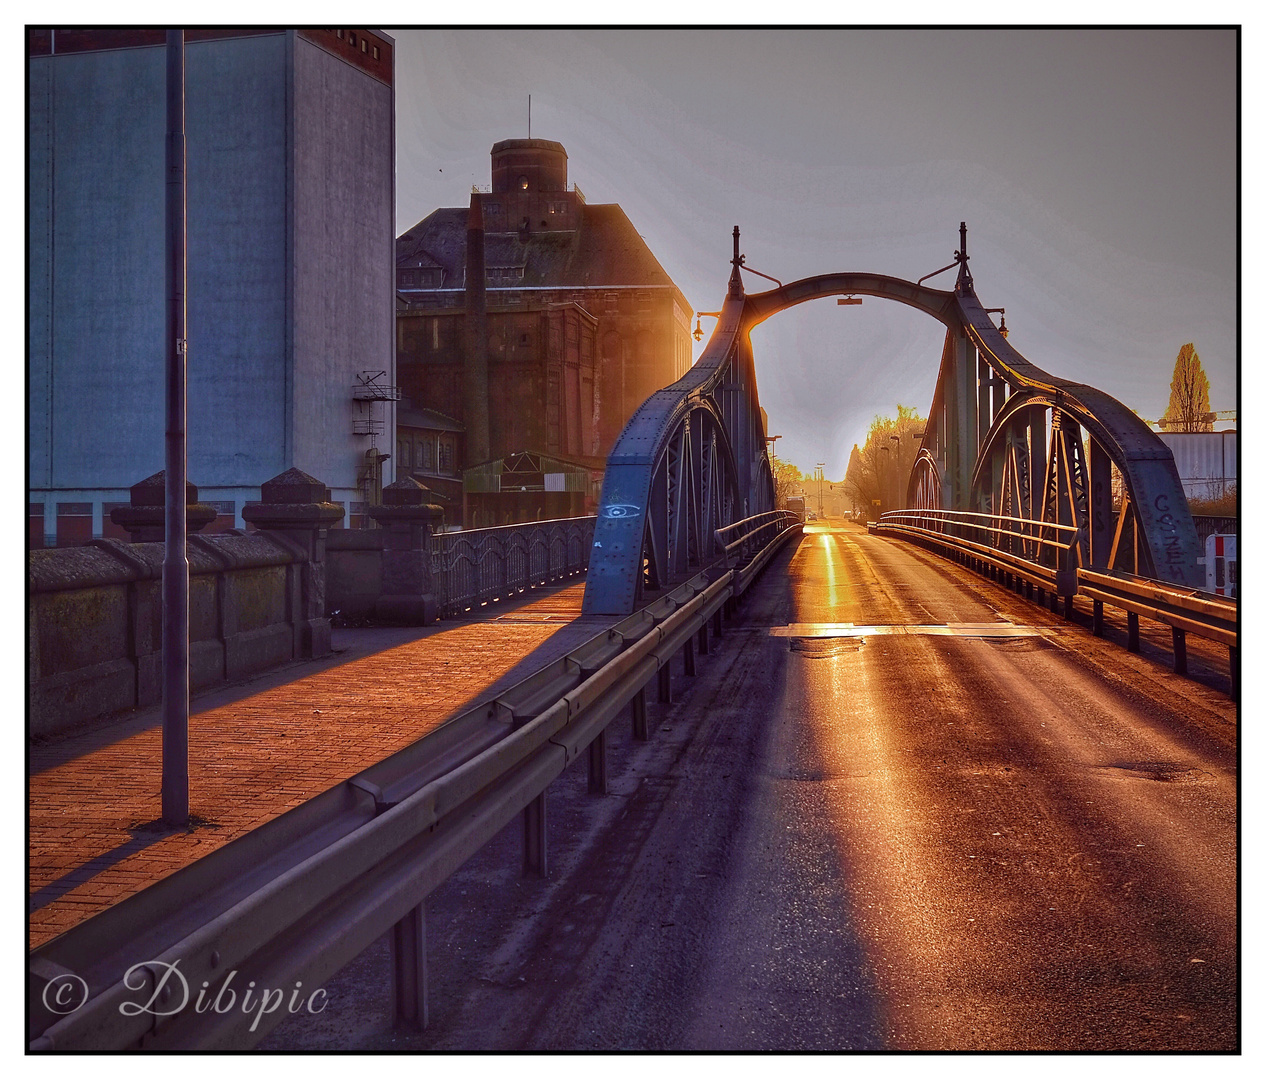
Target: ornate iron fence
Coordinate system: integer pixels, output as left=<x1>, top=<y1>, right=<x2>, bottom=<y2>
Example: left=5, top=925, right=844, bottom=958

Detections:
left=430, top=516, right=596, bottom=617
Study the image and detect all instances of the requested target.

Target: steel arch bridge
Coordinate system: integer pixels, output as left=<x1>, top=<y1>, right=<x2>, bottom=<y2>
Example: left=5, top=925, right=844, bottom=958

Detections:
left=583, top=224, right=1201, bottom=615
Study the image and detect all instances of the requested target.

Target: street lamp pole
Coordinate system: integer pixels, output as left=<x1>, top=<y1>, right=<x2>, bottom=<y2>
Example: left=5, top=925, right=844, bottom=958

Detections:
left=162, top=29, right=190, bottom=826
left=879, top=446, right=891, bottom=516
left=889, top=434, right=902, bottom=513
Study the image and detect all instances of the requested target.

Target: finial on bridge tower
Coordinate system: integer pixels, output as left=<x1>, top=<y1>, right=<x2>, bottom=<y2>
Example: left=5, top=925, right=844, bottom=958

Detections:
left=956, top=220, right=973, bottom=291
left=728, top=225, right=745, bottom=299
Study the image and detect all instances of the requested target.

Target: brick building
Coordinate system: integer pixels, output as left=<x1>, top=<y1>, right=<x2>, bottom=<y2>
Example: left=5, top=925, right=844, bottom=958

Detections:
left=395, top=138, right=693, bottom=526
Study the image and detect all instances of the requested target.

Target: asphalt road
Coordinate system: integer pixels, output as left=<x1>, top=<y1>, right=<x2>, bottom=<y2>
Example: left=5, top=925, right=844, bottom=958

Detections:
left=263, top=521, right=1238, bottom=1052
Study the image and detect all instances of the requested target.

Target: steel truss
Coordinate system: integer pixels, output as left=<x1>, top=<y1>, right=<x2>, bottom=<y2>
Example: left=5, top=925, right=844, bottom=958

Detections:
left=585, top=225, right=1200, bottom=615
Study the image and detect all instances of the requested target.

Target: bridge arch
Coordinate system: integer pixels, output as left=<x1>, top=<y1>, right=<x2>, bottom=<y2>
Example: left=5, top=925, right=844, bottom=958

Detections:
left=741, top=272, right=960, bottom=332
left=584, top=227, right=1201, bottom=615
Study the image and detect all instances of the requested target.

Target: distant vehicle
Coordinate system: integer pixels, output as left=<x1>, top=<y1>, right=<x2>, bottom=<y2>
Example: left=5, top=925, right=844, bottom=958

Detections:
left=785, top=495, right=806, bottom=522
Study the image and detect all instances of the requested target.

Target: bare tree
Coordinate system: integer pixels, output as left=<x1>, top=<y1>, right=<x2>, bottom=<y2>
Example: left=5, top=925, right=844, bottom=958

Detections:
left=772, top=457, right=804, bottom=510
left=844, top=404, right=926, bottom=519
left=1160, top=343, right=1214, bottom=432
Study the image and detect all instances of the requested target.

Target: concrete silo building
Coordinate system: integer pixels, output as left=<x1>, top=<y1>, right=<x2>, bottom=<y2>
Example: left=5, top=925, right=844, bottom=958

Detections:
left=29, top=27, right=397, bottom=545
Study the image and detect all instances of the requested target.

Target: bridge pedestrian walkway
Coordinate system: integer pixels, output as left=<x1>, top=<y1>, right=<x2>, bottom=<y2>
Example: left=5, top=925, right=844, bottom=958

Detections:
left=28, top=580, right=611, bottom=950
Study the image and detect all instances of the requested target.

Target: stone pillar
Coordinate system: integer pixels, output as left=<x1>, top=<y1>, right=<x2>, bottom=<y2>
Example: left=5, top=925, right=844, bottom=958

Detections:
left=109, top=471, right=218, bottom=542
left=368, top=477, right=444, bottom=625
left=242, top=469, right=344, bottom=657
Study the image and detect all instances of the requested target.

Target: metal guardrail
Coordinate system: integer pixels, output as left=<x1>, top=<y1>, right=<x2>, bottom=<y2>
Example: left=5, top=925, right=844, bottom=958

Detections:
left=716, top=509, right=802, bottom=560
left=716, top=511, right=804, bottom=595
left=431, top=516, right=595, bottom=618
left=29, top=518, right=800, bottom=1051
left=871, top=509, right=1238, bottom=690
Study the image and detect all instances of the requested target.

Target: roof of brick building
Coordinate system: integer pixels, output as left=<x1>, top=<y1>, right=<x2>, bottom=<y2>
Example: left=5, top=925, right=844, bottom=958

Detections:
left=396, top=201, right=690, bottom=310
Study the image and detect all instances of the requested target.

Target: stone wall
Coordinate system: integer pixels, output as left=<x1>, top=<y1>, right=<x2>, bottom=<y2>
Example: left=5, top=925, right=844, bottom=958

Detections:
left=325, top=529, right=384, bottom=619
left=29, top=533, right=308, bottom=740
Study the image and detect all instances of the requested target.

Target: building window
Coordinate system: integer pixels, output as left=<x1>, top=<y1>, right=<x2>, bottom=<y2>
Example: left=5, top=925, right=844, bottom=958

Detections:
left=487, top=265, right=525, bottom=284
left=518, top=176, right=529, bottom=190
left=372, top=45, right=379, bottom=60
left=438, top=438, right=454, bottom=474
left=419, top=438, right=435, bottom=471
left=349, top=32, right=357, bottom=47
left=432, top=318, right=440, bottom=350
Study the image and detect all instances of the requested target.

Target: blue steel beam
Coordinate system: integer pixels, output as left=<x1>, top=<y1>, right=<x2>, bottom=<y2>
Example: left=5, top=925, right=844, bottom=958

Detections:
left=586, top=226, right=1201, bottom=616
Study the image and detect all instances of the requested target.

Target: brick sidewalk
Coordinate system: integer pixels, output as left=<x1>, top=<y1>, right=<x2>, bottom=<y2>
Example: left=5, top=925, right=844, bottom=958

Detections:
left=29, top=581, right=606, bottom=950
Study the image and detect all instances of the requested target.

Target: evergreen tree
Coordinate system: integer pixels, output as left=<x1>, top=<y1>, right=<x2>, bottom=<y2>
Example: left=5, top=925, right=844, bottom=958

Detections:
left=1161, top=343, right=1213, bottom=432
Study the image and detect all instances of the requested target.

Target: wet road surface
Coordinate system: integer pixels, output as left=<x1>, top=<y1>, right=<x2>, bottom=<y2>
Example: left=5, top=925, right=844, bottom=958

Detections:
left=263, top=522, right=1237, bottom=1052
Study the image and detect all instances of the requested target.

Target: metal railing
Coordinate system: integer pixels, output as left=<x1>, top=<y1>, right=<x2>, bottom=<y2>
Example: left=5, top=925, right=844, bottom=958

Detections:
left=716, top=510, right=803, bottom=592
left=871, top=508, right=1237, bottom=688
left=29, top=515, right=798, bottom=1051
left=430, top=516, right=596, bottom=618
left=876, top=507, right=1079, bottom=562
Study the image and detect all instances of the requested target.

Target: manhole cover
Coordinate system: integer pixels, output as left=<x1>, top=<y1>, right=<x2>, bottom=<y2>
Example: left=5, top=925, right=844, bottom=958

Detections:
left=789, top=637, right=863, bottom=658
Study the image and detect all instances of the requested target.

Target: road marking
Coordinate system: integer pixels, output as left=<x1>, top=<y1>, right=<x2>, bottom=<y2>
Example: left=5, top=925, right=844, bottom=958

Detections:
left=770, top=622, right=1043, bottom=638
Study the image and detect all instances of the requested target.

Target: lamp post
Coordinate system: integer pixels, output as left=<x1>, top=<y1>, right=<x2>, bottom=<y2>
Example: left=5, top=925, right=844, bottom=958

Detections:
left=889, top=434, right=902, bottom=512
left=879, top=446, right=891, bottom=516
left=163, top=29, right=189, bottom=827
left=816, top=462, right=825, bottom=519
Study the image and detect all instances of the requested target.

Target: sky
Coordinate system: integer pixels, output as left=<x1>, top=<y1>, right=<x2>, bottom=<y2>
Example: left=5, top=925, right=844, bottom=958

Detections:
left=389, top=26, right=1239, bottom=478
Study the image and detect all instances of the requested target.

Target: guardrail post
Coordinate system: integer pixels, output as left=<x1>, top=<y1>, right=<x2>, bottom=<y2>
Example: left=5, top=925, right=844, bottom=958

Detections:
left=1230, top=647, right=1238, bottom=698
left=1063, top=595, right=1073, bottom=619
left=657, top=663, right=673, bottom=703
left=683, top=638, right=696, bottom=677
left=631, top=687, right=649, bottom=740
left=524, top=792, right=547, bottom=877
left=1172, top=628, right=1187, bottom=675
left=1127, top=612, right=1140, bottom=652
left=588, top=729, right=607, bottom=795
left=698, top=622, right=710, bottom=655
left=713, top=610, right=723, bottom=639
left=1092, top=599, right=1104, bottom=636
left=391, top=902, right=428, bottom=1030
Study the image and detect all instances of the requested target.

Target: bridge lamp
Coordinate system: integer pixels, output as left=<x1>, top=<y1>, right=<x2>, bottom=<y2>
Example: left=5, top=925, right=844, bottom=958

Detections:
left=837, top=296, right=862, bottom=306
left=693, top=310, right=722, bottom=342
left=986, top=307, right=1009, bottom=339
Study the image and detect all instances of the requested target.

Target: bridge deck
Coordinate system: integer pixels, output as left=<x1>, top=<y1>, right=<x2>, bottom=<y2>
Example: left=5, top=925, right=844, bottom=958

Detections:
left=28, top=581, right=613, bottom=950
